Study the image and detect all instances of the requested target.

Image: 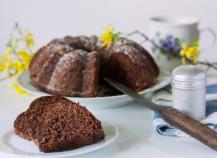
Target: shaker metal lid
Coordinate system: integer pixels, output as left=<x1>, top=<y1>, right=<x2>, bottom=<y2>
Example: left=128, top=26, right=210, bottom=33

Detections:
left=172, top=65, right=206, bottom=81
left=171, top=65, right=206, bottom=89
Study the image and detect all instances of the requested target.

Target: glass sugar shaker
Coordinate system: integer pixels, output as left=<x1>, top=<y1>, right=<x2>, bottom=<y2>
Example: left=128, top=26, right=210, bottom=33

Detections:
left=171, top=65, right=206, bottom=120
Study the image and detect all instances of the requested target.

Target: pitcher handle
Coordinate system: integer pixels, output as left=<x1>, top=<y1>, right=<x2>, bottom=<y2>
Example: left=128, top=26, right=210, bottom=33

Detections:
left=200, top=27, right=217, bottom=51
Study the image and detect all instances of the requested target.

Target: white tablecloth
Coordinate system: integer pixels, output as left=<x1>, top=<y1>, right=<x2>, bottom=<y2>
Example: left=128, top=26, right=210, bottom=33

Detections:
left=1, top=70, right=217, bottom=158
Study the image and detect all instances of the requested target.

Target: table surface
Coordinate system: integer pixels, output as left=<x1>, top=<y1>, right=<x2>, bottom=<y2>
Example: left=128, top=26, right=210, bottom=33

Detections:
left=1, top=70, right=217, bottom=158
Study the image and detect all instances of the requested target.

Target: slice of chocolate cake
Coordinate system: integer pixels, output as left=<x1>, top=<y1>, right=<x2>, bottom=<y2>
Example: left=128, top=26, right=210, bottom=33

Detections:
left=26, top=96, right=69, bottom=140
left=14, top=96, right=105, bottom=152
left=14, top=112, right=31, bottom=140
left=34, top=100, right=105, bottom=152
left=14, top=96, right=68, bottom=141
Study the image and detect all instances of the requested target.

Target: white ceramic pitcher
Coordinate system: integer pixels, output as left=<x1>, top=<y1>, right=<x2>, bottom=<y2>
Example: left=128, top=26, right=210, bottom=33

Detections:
left=149, top=16, right=217, bottom=72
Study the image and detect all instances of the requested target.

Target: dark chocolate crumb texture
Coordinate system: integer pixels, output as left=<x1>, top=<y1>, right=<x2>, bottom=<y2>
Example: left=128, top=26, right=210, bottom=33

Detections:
left=14, top=96, right=105, bottom=152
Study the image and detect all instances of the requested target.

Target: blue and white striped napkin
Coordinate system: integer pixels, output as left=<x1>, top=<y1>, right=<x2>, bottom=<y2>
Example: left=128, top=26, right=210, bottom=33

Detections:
left=152, top=84, right=217, bottom=137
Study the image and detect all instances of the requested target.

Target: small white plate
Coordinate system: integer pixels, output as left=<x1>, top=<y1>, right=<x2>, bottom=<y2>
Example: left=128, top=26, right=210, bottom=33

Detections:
left=17, top=70, right=170, bottom=108
left=0, top=121, right=118, bottom=158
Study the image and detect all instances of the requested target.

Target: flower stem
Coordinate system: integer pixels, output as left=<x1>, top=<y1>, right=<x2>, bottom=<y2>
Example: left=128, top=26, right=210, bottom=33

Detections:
left=125, top=30, right=178, bottom=58
left=198, top=61, right=217, bottom=71
left=126, top=30, right=217, bottom=71
left=125, top=30, right=160, bottom=49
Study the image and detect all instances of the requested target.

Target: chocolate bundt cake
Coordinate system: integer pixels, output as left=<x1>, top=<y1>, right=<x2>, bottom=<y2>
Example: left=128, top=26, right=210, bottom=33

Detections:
left=29, top=36, right=159, bottom=97
left=99, top=38, right=159, bottom=92
left=14, top=96, right=105, bottom=152
left=29, top=40, right=100, bottom=97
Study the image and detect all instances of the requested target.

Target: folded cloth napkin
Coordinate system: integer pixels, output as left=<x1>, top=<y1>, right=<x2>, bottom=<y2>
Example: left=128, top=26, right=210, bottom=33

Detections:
left=152, top=83, right=217, bottom=137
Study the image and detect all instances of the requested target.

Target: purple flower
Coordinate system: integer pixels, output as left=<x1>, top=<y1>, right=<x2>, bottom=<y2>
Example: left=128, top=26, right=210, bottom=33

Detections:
left=156, top=34, right=181, bottom=55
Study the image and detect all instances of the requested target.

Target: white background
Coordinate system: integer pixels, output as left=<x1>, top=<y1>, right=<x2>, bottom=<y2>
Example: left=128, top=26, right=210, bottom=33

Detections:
left=0, top=0, right=217, bottom=61
left=1, top=1, right=217, bottom=157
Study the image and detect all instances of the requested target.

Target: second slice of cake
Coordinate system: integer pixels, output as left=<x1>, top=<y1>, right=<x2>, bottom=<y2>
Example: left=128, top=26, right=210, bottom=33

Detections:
left=14, top=96, right=105, bottom=152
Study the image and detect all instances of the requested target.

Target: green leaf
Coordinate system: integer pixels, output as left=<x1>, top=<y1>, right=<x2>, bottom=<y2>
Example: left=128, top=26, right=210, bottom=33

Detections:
left=15, top=22, right=19, bottom=29
left=175, top=38, right=180, bottom=45
left=192, top=40, right=199, bottom=47
left=5, top=39, right=12, bottom=47
left=113, top=32, right=122, bottom=41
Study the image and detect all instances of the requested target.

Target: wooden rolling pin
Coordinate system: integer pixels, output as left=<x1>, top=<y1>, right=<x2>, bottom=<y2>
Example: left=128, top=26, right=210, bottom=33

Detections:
left=105, top=78, right=217, bottom=151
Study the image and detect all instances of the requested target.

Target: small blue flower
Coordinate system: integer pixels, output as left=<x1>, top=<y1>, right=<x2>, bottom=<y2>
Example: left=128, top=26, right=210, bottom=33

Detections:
left=166, top=35, right=173, bottom=41
left=156, top=34, right=181, bottom=56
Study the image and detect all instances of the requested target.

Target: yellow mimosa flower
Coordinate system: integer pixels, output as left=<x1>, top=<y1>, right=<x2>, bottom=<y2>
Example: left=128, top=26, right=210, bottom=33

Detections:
left=99, top=26, right=114, bottom=47
left=8, top=61, right=16, bottom=69
left=23, top=30, right=35, bottom=48
left=15, top=61, right=25, bottom=73
left=2, top=53, right=10, bottom=63
left=104, top=26, right=114, bottom=33
left=6, top=48, right=13, bottom=55
left=11, top=81, right=29, bottom=95
left=0, top=22, right=35, bottom=95
left=99, top=26, right=121, bottom=47
left=180, top=50, right=185, bottom=56
left=181, top=42, right=188, bottom=50
left=180, top=41, right=201, bottom=64
left=17, top=50, right=33, bottom=65
left=0, top=63, right=5, bottom=72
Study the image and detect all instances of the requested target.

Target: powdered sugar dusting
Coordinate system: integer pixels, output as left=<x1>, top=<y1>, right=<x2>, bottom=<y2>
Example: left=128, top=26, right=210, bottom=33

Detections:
left=114, top=45, right=139, bottom=63
left=48, top=52, right=79, bottom=89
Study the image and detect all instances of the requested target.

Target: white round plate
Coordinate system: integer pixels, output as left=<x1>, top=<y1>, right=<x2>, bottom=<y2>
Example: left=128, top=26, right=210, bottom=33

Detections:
left=0, top=121, right=118, bottom=158
left=17, top=70, right=170, bottom=108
